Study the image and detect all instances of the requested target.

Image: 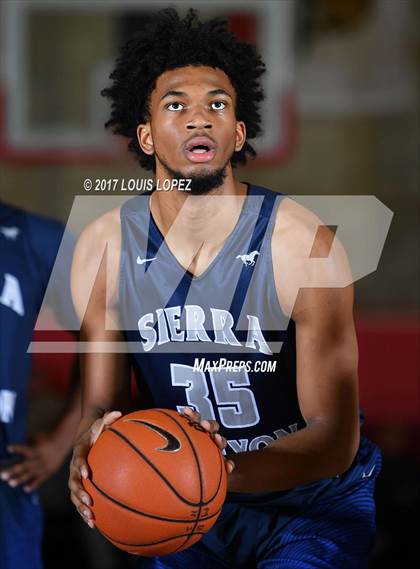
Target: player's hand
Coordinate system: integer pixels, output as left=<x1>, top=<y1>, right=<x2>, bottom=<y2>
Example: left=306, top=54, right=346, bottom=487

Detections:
left=180, top=407, right=235, bottom=475
left=0, top=432, right=67, bottom=492
left=69, top=411, right=122, bottom=529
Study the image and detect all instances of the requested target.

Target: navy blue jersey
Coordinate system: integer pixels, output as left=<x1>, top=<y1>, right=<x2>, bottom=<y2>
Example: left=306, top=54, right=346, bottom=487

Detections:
left=120, top=185, right=380, bottom=505
left=0, top=202, right=74, bottom=460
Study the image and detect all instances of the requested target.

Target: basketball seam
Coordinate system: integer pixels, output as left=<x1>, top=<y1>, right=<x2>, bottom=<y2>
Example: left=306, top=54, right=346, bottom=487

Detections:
left=102, top=529, right=206, bottom=548
left=156, top=411, right=225, bottom=506
left=107, top=426, right=202, bottom=507
left=156, top=410, right=205, bottom=553
left=89, top=477, right=222, bottom=524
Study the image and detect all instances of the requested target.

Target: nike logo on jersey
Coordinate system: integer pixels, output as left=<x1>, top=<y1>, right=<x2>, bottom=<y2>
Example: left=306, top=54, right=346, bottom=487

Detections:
left=137, top=256, right=157, bottom=265
left=236, top=250, right=260, bottom=266
left=125, top=419, right=181, bottom=452
left=137, top=305, right=272, bottom=355
left=0, top=226, right=20, bottom=240
left=362, top=464, right=376, bottom=478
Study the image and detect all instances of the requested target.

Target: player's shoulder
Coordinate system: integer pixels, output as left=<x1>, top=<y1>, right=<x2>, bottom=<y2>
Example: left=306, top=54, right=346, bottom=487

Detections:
left=72, top=206, right=122, bottom=312
left=73, top=206, right=122, bottom=285
left=272, top=194, right=336, bottom=258
left=25, top=208, right=65, bottom=244
left=77, top=206, right=122, bottom=251
left=0, top=201, right=63, bottom=238
left=1, top=203, right=65, bottom=264
left=269, top=192, right=352, bottom=316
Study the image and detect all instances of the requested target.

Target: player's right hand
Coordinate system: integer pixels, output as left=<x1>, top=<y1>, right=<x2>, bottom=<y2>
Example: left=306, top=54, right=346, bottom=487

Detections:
left=69, top=411, right=122, bottom=528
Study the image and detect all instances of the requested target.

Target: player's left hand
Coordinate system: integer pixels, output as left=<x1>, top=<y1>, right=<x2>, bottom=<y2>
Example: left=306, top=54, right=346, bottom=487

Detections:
left=0, top=432, right=67, bottom=493
left=180, top=407, right=235, bottom=475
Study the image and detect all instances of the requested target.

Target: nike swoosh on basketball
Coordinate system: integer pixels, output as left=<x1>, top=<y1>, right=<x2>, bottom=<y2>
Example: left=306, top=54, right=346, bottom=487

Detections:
left=137, top=256, right=157, bottom=265
left=125, top=419, right=182, bottom=452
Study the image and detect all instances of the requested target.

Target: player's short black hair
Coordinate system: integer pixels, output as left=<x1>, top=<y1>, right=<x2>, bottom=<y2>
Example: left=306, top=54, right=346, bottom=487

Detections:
left=101, top=8, right=266, bottom=171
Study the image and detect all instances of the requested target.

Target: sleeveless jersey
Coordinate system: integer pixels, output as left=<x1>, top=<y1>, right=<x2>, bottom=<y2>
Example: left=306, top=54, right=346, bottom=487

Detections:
left=0, top=202, right=74, bottom=462
left=120, top=185, right=306, bottom=455
left=120, top=183, right=381, bottom=506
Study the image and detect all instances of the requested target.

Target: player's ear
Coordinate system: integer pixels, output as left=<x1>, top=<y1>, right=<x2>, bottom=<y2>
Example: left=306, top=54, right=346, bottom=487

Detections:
left=137, top=123, right=154, bottom=155
left=235, top=121, right=246, bottom=152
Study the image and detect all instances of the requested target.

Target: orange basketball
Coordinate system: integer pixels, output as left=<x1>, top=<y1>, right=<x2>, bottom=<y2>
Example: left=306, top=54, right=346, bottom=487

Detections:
left=82, top=408, right=227, bottom=556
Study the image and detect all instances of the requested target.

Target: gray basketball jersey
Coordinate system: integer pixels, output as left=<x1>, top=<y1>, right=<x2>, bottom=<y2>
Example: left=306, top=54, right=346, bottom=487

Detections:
left=120, top=184, right=305, bottom=456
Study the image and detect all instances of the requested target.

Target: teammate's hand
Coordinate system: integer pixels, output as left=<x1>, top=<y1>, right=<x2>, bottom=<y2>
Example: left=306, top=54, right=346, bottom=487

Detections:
left=0, top=432, right=67, bottom=492
left=68, top=411, right=122, bottom=529
left=180, top=407, right=235, bottom=475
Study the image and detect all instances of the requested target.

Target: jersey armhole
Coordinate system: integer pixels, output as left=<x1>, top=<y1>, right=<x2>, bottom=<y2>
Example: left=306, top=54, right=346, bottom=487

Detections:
left=265, top=198, right=289, bottom=324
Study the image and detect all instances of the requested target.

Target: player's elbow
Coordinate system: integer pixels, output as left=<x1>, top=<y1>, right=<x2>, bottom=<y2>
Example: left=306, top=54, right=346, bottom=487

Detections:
left=327, top=429, right=360, bottom=476
left=309, top=416, right=360, bottom=477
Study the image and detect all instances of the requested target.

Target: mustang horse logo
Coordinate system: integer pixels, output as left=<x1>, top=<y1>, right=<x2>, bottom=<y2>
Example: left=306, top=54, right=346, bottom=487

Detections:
left=236, top=250, right=260, bottom=266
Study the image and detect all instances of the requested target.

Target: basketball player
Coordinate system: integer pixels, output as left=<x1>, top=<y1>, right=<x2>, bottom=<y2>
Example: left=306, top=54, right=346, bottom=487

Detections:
left=0, top=201, right=80, bottom=569
left=69, top=9, right=381, bottom=568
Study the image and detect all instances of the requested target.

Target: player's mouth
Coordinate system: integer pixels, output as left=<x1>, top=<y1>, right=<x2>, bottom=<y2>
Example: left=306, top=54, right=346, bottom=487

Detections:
left=183, top=136, right=217, bottom=163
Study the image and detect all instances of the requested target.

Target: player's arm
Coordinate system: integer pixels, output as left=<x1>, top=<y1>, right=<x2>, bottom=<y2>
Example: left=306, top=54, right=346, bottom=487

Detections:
left=2, top=358, right=81, bottom=492
left=1, top=220, right=83, bottom=492
left=68, top=210, right=131, bottom=527
left=226, top=201, right=360, bottom=492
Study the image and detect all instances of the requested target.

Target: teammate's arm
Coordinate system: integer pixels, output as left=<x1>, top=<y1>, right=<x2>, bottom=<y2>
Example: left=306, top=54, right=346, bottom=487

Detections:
left=0, top=218, right=82, bottom=492
left=226, top=201, right=360, bottom=493
left=2, top=359, right=81, bottom=492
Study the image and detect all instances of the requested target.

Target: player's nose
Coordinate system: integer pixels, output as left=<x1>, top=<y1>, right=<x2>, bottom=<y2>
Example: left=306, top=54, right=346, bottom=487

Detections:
left=186, top=108, right=212, bottom=130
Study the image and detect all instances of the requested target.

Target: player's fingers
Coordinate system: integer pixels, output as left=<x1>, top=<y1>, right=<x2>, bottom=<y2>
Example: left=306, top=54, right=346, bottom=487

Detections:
left=8, top=470, right=35, bottom=488
left=72, top=455, right=89, bottom=480
left=90, top=411, right=121, bottom=445
left=76, top=503, right=93, bottom=520
left=181, top=407, right=201, bottom=423
left=6, top=444, right=35, bottom=458
left=69, top=461, right=92, bottom=505
left=201, top=419, right=219, bottom=434
left=213, top=433, right=227, bottom=450
left=0, top=461, right=27, bottom=481
left=23, top=478, right=43, bottom=493
left=225, top=459, right=235, bottom=474
left=70, top=484, right=94, bottom=525
left=68, top=471, right=91, bottom=507
left=103, top=410, right=122, bottom=426
left=69, top=487, right=84, bottom=510
left=90, top=419, right=106, bottom=445
left=76, top=504, right=95, bottom=528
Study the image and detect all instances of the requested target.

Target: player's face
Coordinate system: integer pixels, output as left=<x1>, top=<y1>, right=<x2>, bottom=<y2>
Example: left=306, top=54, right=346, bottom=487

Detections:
left=138, top=66, right=246, bottom=180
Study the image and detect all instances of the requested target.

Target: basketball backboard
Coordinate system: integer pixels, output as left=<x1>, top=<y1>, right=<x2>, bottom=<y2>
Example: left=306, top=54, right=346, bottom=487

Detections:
left=0, top=0, right=295, bottom=166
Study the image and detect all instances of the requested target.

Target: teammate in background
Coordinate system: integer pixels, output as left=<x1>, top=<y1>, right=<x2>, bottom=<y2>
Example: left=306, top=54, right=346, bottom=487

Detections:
left=0, top=201, right=81, bottom=569
left=69, top=9, right=381, bottom=568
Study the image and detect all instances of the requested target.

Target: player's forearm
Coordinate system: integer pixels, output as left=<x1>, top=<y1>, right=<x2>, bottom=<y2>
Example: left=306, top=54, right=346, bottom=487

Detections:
left=48, top=357, right=82, bottom=451
left=50, top=388, right=82, bottom=454
left=80, top=347, right=132, bottom=418
left=227, top=419, right=359, bottom=493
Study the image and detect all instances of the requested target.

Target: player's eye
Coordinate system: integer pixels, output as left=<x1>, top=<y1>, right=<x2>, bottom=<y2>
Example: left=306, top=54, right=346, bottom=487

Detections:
left=211, top=101, right=227, bottom=110
left=166, top=102, right=184, bottom=111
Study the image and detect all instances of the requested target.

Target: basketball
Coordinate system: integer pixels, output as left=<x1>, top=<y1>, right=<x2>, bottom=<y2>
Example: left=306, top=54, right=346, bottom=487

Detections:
left=82, top=408, right=227, bottom=556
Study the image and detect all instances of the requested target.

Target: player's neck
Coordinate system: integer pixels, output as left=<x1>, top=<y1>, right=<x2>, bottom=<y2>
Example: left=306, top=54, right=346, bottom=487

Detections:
left=150, top=172, right=248, bottom=247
